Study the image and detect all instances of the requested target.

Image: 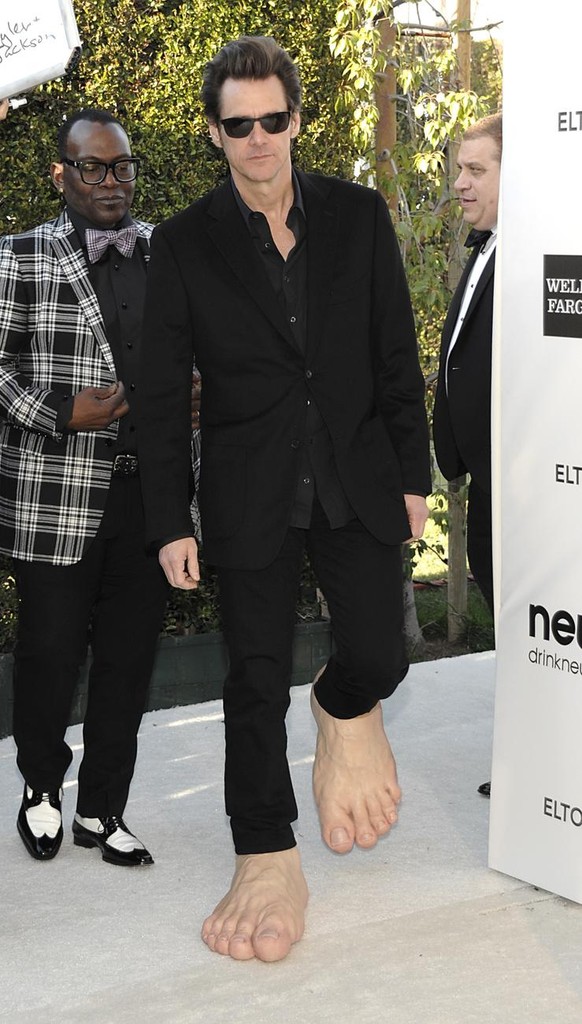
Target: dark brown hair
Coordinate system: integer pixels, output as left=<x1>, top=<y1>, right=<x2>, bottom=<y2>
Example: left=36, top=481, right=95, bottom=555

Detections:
left=201, top=36, right=302, bottom=124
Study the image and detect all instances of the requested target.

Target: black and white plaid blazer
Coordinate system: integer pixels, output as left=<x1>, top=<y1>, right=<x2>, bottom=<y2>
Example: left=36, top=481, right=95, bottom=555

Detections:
left=0, top=209, right=154, bottom=565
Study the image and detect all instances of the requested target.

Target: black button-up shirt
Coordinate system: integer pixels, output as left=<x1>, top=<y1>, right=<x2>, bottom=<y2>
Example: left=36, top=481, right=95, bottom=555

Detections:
left=60, top=206, right=146, bottom=455
left=233, top=176, right=354, bottom=529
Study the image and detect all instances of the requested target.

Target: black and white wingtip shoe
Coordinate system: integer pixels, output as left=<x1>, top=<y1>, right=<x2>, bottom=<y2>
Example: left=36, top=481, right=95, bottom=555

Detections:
left=17, top=785, right=63, bottom=860
left=72, top=814, right=154, bottom=866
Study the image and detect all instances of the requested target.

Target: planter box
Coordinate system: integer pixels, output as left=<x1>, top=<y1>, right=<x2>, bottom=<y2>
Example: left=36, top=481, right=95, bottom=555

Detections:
left=0, top=620, right=333, bottom=741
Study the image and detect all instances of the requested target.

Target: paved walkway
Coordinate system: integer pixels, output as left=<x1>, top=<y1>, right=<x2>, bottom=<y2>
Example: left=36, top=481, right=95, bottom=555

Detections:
left=1, top=652, right=581, bottom=1024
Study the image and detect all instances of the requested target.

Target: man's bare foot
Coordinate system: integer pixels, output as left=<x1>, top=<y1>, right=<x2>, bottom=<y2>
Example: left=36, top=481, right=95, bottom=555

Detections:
left=311, top=687, right=401, bottom=854
left=201, top=846, right=308, bottom=962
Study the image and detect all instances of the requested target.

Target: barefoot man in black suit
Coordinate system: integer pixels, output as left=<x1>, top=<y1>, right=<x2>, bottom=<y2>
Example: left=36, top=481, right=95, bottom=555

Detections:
left=140, top=36, right=431, bottom=961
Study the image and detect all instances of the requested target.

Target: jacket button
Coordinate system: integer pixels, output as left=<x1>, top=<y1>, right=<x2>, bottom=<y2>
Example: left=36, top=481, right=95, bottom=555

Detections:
left=291, top=439, right=300, bottom=449
left=305, top=369, right=313, bottom=379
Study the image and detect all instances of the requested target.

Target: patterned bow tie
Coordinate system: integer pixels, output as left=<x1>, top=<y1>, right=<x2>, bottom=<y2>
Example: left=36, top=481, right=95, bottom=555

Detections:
left=85, top=225, right=138, bottom=264
left=465, top=228, right=493, bottom=250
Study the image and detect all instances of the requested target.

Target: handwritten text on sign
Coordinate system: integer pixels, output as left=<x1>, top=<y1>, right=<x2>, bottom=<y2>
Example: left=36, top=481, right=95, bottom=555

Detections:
left=0, top=0, right=77, bottom=98
left=0, top=18, right=57, bottom=64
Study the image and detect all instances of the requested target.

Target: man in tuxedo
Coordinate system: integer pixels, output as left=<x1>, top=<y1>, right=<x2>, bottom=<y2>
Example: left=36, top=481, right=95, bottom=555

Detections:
left=433, top=112, right=502, bottom=795
left=0, top=108, right=170, bottom=865
left=139, top=36, right=431, bottom=962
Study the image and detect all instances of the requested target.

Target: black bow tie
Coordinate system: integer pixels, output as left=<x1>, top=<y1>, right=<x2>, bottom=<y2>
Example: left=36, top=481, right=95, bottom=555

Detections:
left=465, top=228, right=492, bottom=250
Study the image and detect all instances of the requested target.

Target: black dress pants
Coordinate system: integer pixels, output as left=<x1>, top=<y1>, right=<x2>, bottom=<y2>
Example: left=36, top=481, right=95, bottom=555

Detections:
left=217, top=502, right=408, bottom=855
left=467, top=479, right=494, bottom=617
left=12, top=477, right=169, bottom=817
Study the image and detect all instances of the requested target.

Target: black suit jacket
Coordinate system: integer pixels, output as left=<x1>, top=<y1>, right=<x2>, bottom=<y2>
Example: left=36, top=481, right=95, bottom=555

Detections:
left=433, top=247, right=495, bottom=493
left=139, top=171, right=431, bottom=570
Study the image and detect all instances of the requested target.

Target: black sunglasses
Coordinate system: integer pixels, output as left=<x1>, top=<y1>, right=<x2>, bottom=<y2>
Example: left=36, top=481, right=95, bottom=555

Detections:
left=219, top=111, right=292, bottom=139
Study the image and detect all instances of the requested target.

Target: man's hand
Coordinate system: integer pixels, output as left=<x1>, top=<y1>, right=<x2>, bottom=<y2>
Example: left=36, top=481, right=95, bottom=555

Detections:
left=191, top=371, right=201, bottom=429
left=159, top=537, right=200, bottom=590
left=0, top=99, right=9, bottom=121
left=67, top=381, right=129, bottom=431
left=404, top=493, right=429, bottom=543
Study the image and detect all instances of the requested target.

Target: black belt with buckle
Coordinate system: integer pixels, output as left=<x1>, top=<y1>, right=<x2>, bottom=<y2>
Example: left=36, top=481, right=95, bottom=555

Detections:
left=112, top=453, right=139, bottom=477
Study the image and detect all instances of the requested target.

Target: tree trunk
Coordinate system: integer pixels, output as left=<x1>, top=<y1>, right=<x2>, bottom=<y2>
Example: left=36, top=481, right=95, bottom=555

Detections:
left=444, top=5, right=472, bottom=640
left=447, top=476, right=468, bottom=642
left=375, top=17, right=397, bottom=210
left=403, top=576, right=425, bottom=656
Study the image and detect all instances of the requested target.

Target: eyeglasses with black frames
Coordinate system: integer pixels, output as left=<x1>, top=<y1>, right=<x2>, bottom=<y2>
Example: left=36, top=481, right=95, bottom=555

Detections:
left=62, top=157, right=140, bottom=184
left=219, top=111, right=292, bottom=139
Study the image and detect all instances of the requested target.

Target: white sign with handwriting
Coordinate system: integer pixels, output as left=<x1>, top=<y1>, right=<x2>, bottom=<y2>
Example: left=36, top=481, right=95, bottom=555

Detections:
left=0, top=0, right=81, bottom=99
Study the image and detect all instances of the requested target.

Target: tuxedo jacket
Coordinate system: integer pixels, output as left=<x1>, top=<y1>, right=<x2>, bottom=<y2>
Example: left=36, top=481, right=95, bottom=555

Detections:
left=140, top=170, right=431, bottom=570
left=0, top=209, right=153, bottom=564
left=433, top=247, right=495, bottom=493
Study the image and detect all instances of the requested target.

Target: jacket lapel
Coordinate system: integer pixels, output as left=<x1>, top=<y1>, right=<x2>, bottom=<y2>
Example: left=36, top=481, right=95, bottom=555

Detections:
left=462, top=247, right=495, bottom=325
left=297, top=171, right=338, bottom=361
left=205, top=180, right=295, bottom=347
left=50, top=211, right=116, bottom=375
left=439, top=246, right=496, bottom=388
left=441, top=247, right=479, bottom=348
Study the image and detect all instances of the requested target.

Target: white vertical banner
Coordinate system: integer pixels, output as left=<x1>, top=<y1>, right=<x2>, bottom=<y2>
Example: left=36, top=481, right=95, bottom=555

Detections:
left=490, top=1, right=582, bottom=899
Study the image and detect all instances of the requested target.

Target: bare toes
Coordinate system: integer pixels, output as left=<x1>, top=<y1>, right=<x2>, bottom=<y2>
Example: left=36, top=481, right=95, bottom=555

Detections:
left=202, top=927, right=222, bottom=952
left=253, top=924, right=293, bottom=963
left=370, top=815, right=391, bottom=836
left=356, top=831, right=377, bottom=849
left=327, top=824, right=354, bottom=853
left=227, top=933, right=256, bottom=960
left=201, top=850, right=307, bottom=962
left=311, top=688, right=402, bottom=856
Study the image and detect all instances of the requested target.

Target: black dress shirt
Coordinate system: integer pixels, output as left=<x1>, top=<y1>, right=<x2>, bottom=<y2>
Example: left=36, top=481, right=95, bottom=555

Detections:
left=59, top=206, right=146, bottom=456
left=233, top=175, right=354, bottom=530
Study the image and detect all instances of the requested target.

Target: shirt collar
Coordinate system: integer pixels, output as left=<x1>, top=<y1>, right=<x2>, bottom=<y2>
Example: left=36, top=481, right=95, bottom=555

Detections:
left=231, top=169, right=305, bottom=226
left=481, top=226, right=497, bottom=255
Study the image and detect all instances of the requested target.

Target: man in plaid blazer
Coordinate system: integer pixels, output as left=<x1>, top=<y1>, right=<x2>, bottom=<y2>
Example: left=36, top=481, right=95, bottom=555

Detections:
left=0, top=108, right=170, bottom=866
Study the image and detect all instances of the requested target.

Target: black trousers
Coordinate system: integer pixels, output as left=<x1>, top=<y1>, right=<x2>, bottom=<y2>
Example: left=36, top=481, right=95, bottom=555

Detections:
left=466, top=479, right=494, bottom=617
left=12, top=477, right=168, bottom=817
left=217, top=502, right=408, bottom=855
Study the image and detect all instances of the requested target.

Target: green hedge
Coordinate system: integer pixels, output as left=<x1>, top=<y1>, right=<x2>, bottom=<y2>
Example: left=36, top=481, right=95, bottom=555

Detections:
left=0, top=2, right=352, bottom=650
left=1, top=0, right=360, bottom=235
left=0, top=553, right=322, bottom=653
